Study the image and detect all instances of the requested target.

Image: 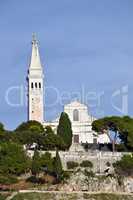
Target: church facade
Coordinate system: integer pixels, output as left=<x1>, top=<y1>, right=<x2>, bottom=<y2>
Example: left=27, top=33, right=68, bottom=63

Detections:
left=27, top=35, right=110, bottom=144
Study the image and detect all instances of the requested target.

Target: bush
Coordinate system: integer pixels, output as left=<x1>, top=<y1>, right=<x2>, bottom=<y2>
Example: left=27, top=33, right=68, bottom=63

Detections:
left=84, top=169, right=95, bottom=177
left=113, top=154, right=133, bottom=176
left=53, top=151, right=62, bottom=175
left=106, top=162, right=111, bottom=167
left=0, top=142, right=31, bottom=175
left=67, top=161, right=79, bottom=169
left=80, top=160, right=93, bottom=168
left=0, top=174, right=18, bottom=185
left=26, top=176, right=40, bottom=184
left=115, top=144, right=127, bottom=152
left=0, top=194, right=6, bottom=200
left=61, top=171, right=71, bottom=180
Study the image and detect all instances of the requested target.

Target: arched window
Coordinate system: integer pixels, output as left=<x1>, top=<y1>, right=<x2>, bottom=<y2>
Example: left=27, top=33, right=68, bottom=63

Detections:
left=31, top=82, right=34, bottom=89
left=39, top=82, right=41, bottom=89
left=35, top=82, right=37, bottom=88
left=73, top=109, right=79, bottom=121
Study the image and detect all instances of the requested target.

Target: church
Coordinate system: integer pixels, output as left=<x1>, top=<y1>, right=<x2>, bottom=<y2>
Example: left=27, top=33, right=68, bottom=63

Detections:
left=27, top=35, right=110, bottom=145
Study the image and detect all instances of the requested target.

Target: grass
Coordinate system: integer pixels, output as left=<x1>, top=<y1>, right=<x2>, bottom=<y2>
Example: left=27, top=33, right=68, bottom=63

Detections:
left=11, top=192, right=133, bottom=200
left=0, top=193, right=9, bottom=200
left=83, top=193, right=133, bottom=200
left=12, top=192, right=77, bottom=200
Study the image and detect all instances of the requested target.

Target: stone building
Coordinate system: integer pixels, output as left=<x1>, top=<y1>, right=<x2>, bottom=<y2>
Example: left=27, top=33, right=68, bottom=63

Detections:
left=27, top=35, right=110, bottom=145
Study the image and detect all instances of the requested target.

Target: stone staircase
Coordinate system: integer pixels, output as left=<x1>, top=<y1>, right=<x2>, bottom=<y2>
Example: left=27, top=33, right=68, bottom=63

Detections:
left=69, top=143, right=85, bottom=152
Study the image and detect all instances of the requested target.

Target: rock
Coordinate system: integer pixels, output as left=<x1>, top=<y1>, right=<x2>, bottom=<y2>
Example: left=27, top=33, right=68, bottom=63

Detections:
left=63, top=170, right=133, bottom=193
left=124, top=177, right=133, bottom=193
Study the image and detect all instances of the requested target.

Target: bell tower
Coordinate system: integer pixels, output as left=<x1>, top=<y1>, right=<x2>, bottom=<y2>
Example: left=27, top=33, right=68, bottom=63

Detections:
left=27, top=34, right=44, bottom=122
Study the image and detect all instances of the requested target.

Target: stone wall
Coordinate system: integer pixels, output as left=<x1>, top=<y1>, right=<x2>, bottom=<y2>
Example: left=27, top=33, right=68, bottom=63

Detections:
left=59, top=151, right=131, bottom=173
left=27, top=150, right=131, bottom=173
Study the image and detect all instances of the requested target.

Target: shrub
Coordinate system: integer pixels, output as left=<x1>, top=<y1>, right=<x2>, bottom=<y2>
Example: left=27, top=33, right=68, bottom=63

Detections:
left=0, top=174, right=18, bottom=185
left=0, top=142, right=31, bottom=175
left=113, top=154, right=133, bottom=176
left=67, top=161, right=79, bottom=169
left=62, top=171, right=71, bottom=180
left=115, top=144, right=127, bottom=152
left=53, top=151, right=63, bottom=180
left=80, top=160, right=93, bottom=168
left=106, top=162, right=111, bottom=167
left=26, top=176, right=40, bottom=184
left=84, top=169, right=95, bottom=177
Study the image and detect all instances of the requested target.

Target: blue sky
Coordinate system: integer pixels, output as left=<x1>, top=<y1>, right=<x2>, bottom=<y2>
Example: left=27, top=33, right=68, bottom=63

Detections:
left=0, top=0, right=133, bottom=130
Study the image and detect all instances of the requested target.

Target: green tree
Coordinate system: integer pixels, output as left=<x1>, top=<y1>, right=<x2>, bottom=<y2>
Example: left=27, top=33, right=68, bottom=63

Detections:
left=0, top=123, right=4, bottom=133
left=14, top=121, right=44, bottom=148
left=92, top=116, right=133, bottom=152
left=15, top=120, right=44, bottom=133
left=37, top=126, right=66, bottom=151
left=113, top=154, right=133, bottom=176
left=40, top=152, right=54, bottom=172
left=57, top=112, right=72, bottom=149
left=31, top=150, right=41, bottom=176
left=0, top=123, right=12, bottom=142
left=13, top=130, right=40, bottom=148
left=0, top=142, right=31, bottom=175
left=53, top=151, right=63, bottom=180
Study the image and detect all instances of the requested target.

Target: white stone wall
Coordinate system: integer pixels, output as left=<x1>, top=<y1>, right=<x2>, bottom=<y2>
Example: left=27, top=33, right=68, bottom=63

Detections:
left=27, top=150, right=131, bottom=173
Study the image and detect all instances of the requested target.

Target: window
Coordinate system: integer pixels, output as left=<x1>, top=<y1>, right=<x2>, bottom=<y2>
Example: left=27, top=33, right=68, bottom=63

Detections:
left=31, top=82, right=34, bottom=89
left=73, top=109, right=79, bottom=121
left=35, top=82, right=37, bottom=88
left=39, top=82, right=41, bottom=89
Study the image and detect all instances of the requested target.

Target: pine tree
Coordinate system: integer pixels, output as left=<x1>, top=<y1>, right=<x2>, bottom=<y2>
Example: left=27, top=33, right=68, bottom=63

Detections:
left=53, top=151, right=63, bottom=180
left=31, top=150, right=41, bottom=176
left=57, top=112, right=72, bottom=149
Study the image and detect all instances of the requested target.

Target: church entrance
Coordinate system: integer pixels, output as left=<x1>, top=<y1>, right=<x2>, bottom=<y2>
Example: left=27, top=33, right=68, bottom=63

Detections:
left=73, top=135, right=79, bottom=143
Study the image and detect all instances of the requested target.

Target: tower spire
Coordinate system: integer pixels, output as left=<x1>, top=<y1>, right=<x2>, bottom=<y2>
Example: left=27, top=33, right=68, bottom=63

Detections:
left=27, top=34, right=44, bottom=123
left=29, top=33, right=42, bottom=69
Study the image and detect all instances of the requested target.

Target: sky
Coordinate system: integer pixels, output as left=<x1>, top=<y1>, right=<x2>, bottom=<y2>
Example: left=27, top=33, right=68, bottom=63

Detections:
left=0, top=0, right=133, bottom=130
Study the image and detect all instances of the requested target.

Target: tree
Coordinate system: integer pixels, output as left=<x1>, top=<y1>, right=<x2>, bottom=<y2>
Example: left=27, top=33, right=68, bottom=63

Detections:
left=14, top=121, right=44, bottom=149
left=31, top=150, right=41, bottom=176
left=113, top=154, right=133, bottom=176
left=0, top=123, right=12, bottom=142
left=13, top=130, right=40, bottom=148
left=15, top=120, right=44, bottom=133
left=37, top=126, right=66, bottom=151
left=0, top=142, right=31, bottom=175
left=0, top=123, right=4, bottom=133
left=92, top=116, right=133, bottom=152
left=40, top=152, right=54, bottom=173
left=53, top=151, right=63, bottom=180
left=57, top=112, right=72, bottom=149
